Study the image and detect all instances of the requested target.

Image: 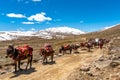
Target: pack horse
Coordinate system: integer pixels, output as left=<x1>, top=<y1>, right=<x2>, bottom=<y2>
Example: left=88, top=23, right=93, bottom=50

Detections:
left=6, top=44, right=33, bottom=72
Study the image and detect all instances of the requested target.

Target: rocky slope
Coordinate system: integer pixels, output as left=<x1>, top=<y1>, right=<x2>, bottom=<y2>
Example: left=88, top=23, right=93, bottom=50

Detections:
left=67, top=37, right=120, bottom=80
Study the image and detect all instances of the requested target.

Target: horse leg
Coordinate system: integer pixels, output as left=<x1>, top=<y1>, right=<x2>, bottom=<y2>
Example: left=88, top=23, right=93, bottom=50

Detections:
left=45, top=56, right=48, bottom=63
left=51, top=54, right=54, bottom=62
left=88, top=48, right=90, bottom=52
left=30, top=55, right=33, bottom=69
left=18, top=60, right=22, bottom=70
left=42, top=56, right=46, bottom=63
left=14, top=60, right=17, bottom=72
left=63, top=50, right=65, bottom=55
left=99, top=44, right=102, bottom=49
left=26, top=57, right=30, bottom=70
left=70, top=49, right=72, bottom=54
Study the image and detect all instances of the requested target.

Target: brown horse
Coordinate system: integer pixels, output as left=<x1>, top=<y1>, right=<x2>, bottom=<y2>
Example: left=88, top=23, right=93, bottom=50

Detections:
left=98, top=39, right=104, bottom=49
left=80, top=42, right=92, bottom=52
left=59, top=45, right=72, bottom=55
left=71, top=44, right=80, bottom=53
left=71, top=44, right=80, bottom=50
left=6, top=44, right=33, bottom=72
left=39, top=48, right=54, bottom=63
left=80, top=42, right=88, bottom=49
left=86, top=41, right=93, bottom=52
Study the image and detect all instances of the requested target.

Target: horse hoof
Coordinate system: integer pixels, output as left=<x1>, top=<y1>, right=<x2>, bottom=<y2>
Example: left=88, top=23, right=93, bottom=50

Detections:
left=51, top=60, right=54, bottom=62
left=13, top=70, right=17, bottom=73
left=19, top=68, right=23, bottom=70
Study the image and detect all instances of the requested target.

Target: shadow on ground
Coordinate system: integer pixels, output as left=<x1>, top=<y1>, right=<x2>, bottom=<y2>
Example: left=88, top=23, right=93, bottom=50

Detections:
left=10, top=67, right=37, bottom=78
left=42, top=61, right=56, bottom=65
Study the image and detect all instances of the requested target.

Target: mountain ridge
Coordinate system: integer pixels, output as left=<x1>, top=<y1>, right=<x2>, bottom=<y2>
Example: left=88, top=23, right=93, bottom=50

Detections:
left=0, top=27, right=85, bottom=41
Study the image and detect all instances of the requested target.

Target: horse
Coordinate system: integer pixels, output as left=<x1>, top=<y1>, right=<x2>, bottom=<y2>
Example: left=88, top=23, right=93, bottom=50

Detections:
left=71, top=43, right=80, bottom=53
left=6, top=44, right=33, bottom=72
left=59, top=45, right=72, bottom=55
left=80, top=42, right=92, bottom=52
left=80, top=42, right=88, bottom=49
left=86, top=41, right=93, bottom=52
left=39, top=48, right=54, bottom=63
left=103, top=39, right=110, bottom=46
left=39, top=44, right=54, bottom=63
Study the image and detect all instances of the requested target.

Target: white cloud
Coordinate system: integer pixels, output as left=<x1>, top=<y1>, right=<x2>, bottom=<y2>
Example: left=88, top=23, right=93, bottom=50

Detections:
left=27, top=12, right=52, bottom=22
left=6, top=13, right=26, bottom=18
left=32, top=0, right=41, bottom=2
left=22, top=22, right=34, bottom=24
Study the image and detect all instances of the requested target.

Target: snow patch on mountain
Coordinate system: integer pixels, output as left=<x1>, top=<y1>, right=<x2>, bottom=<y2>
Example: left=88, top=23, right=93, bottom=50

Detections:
left=0, top=31, right=35, bottom=41
left=0, top=27, right=85, bottom=41
left=45, top=27, right=85, bottom=35
left=35, top=27, right=85, bottom=39
left=102, top=24, right=120, bottom=31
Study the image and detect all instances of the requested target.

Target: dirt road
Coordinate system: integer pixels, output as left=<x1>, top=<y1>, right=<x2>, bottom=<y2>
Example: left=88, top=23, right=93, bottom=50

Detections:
left=0, top=48, right=103, bottom=80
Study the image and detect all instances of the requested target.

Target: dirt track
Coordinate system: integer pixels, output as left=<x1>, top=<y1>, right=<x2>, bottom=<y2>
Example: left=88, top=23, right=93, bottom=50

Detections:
left=0, top=48, right=103, bottom=80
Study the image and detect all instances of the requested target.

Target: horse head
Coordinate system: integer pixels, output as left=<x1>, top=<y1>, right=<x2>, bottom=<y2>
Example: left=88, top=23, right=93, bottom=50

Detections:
left=39, top=48, right=46, bottom=56
left=6, top=45, right=15, bottom=58
left=59, top=45, right=64, bottom=53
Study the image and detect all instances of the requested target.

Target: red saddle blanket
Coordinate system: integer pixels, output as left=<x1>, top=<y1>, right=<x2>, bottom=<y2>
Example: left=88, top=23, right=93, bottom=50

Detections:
left=44, top=43, right=53, bottom=52
left=16, top=45, right=33, bottom=55
left=44, top=47, right=53, bottom=52
left=64, top=45, right=70, bottom=49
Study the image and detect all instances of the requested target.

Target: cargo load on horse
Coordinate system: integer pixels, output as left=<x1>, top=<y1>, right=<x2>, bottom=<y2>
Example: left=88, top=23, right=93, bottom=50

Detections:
left=44, top=43, right=54, bottom=53
left=16, top=45, right=33, bottom=57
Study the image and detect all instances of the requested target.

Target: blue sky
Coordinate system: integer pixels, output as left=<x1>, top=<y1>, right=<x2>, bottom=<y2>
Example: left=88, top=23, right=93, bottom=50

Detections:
left=0, top=0, right=120, bottom=32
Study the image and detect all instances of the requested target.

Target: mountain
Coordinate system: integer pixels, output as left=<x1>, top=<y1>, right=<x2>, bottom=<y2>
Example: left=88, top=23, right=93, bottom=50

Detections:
left=1, top=24, right=119, bottom=41
left=34, top=27, right=85, bottom=39
left=0, top=31, right=35, bottom=41
left=0, top=27, right=85, bottom=41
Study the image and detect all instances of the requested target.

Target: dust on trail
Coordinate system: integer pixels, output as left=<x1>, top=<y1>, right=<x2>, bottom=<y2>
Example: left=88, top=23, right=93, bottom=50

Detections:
left=0, top=48, right=103, bottom=80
